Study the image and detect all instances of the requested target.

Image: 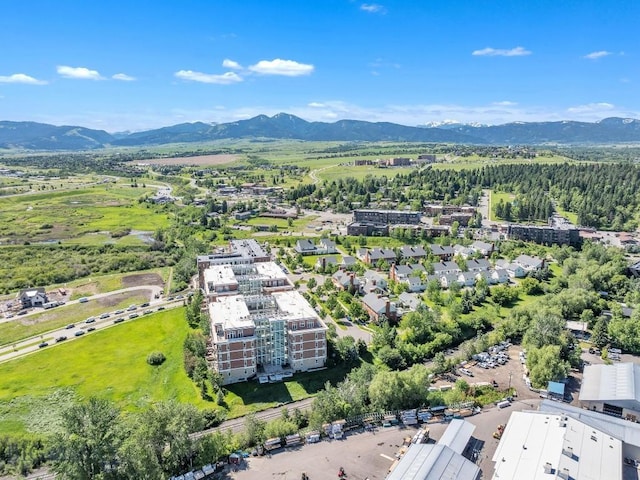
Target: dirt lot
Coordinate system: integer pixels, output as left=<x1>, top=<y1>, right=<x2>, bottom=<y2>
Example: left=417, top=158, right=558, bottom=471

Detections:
left=97, top=290, right=152, bottom=308
left=135, top=154, right=238, bottom=166
left=223, top=399, right=543, bottom=480
left=121, top=273, right=164, bottom=288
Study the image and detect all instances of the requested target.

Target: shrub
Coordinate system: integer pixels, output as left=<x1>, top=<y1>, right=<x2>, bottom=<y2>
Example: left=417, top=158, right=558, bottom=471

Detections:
left=146, top=352, right=166, bottom=366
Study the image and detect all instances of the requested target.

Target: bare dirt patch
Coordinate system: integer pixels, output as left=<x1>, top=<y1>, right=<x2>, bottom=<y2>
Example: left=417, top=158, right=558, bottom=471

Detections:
left=97, top=290, right=151, bottom=308
left=121, top=273, right=164, bottom=289
left=72, top=282, right=100, bottom=296
left=136, top=154, right=238, bottom=166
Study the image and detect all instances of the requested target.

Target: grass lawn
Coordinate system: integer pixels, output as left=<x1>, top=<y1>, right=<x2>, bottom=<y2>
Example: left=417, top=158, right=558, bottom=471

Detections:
left=223, top=363, right=353, bottom=418
left=0, top=308, right=209, bottom=434
left=0, top=290, right=152, bottom=346
left=489, top=190, right=516, bottom=221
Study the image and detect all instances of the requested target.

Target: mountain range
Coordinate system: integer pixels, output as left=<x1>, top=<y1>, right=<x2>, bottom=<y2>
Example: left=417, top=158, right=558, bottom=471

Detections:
left=1, top=114, right=640, bottom=151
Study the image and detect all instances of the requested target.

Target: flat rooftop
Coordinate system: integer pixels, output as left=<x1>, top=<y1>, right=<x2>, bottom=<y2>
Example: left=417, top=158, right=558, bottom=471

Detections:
left=209, top=296, right=252, bottom=330
left=254, top=262, right=290, bottom=282
left=203, top=265, right=238, bottom=287
left=272, top=290, right=324, bottom=324
left=492, top=411, right=621, bottom=480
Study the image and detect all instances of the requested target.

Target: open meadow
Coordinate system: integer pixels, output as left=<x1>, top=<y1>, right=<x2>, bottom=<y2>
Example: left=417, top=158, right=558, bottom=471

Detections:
left=0, top=183, right=171, bottom=244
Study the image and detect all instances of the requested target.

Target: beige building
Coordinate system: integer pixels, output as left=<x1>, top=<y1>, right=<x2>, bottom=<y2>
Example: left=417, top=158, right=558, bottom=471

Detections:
left=203, top=258, right=327, bottom=385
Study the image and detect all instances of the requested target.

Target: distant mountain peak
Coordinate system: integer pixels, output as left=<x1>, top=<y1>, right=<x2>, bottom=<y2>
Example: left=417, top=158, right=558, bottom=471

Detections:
left=1, top=115, right=640, bottom=150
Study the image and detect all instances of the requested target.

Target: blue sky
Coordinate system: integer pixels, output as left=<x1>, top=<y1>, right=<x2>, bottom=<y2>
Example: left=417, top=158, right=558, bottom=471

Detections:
left=0, top=0, right=638, bottom=131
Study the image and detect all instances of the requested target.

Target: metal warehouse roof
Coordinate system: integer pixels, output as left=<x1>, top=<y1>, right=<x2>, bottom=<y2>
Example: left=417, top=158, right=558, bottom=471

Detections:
left=438, top=419, right=476, bottom=455
left=579, top=362, right=640, bottom=403
left=386, top=443, right=480, bottom=480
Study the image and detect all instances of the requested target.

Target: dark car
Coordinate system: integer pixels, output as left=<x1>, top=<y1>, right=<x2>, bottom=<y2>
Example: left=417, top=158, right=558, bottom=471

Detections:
left=113, top=318, right=125, bottom=324
left=18, top=310, right=28, bottom=316
left=157, top=306, right=165, bottom=311
left=87, top=327, right=96, bottom=332
left=38, top=342, right=49, bottom=348
left=65, top=324, right=75, bottom=329
left=85, top=317, right=96, bottom=324
left=140, top=302, right=150, bottom=308
left=74, top=330, right=85, bottom=337
left=55, top=336, right=68, bottom=343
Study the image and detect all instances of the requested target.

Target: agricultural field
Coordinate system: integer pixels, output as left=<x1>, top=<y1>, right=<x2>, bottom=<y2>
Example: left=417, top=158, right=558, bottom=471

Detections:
left=0, top=184, right=171, bottom=244
left=135, top=154, right=239, bottom=166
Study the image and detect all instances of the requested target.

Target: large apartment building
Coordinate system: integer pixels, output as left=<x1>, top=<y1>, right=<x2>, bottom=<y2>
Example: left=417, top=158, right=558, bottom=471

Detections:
left=201, top=254, right=327, bottom=385
left=506, top=224, right=581, bottom=247
left=353, top=209, right=422, bottom=225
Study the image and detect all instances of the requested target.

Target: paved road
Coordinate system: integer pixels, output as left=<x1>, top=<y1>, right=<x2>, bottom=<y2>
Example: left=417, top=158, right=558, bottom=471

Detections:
left=0, top=287, right=183, bottom=363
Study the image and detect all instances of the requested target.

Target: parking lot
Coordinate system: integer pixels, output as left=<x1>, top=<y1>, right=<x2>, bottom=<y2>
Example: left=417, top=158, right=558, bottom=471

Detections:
left=224, top=398, right=542, bottom=480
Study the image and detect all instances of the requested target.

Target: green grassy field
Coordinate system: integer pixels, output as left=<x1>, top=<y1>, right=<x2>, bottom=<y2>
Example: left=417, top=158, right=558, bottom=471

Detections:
left=0, top=291, right=152, bottom=346
left=489, top=191, right=515, bottom=221
left=0, top=184, right=171, bottom=244
left=0, top=308, right=205, bottom=434
left=62, top=268, right=169, bottom=298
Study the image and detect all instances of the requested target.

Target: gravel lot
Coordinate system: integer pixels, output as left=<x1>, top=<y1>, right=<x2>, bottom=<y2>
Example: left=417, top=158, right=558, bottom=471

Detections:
left=223, top=398, right=543, bottom=480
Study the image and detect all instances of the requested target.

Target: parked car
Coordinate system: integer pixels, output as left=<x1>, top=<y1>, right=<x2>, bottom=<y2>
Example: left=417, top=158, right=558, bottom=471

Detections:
left=78, top=297, right=89, bottom=303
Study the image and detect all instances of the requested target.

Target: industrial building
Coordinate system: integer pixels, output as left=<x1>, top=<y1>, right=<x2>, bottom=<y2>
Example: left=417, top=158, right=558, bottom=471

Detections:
left=202, top=255, right=328, bottom=385
left=492, top=410, right=622, bottom=480
left=386, top=419, right=480, bottom=480
left=579, top=363, right=640, bottom=421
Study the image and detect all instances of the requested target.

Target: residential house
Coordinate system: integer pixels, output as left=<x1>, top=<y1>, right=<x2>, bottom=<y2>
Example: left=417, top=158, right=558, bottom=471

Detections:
left=294, top=239, right=317, bottom=255
left=340, top=255, right=357, bottom=269
left=429, top=244, right=455, bottom=261
left=358, top=247, right=397, bottom=265
left=466, top=259, right=491, bottom=272
left=514, top=254, right=545, bottom=272
left=495, top=259, right=526, bottom=278
left=317, top=238, right=337, bottom=254
left=458, top=272, right=477, bottom=287
left=399, top=245, right=427, bottom=261
left=440, top=273, right=462, bottom=289
left=389, top=263, right=425, bottom=281
left=475, top=270, right=496, bottom=285
left=405, top=276, right=426, bottom=293
left=332, top=270, right=360, bottom=292
left=398, top=292, right=422, bottom=311
left=470, top=241, right=494, bottom=257
left=453, top=244, right=475, bottom=259
left=363, top=270, right=388, bottom=293
left=20, top=287, right=48, bottom=308
left=361, top=293, right=397, bottom=322
left=432, top=261, right=462, bottom=276
left=315, top=256, right=338, bottom=271
left=491, top=269, right=509, bottom=284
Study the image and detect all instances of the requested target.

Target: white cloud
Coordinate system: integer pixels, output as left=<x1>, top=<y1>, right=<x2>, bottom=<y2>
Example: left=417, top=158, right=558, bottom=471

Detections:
left=222, top=59, right=242, bottom=70
left=567, top=102, right=615, bottom=114
left=0, top=73, right=47, bottom=85
left=248, top=59, right=314, bottom=76
left=57, top=65, right=103, bottom=80
left=583, top=50, right=612, bottom=60
left=360, top=3, right=387, bottom=14
left=112, top=73, right=136, bottom=81
left=472, top=46, right=531, bottom=57
left=174, top=70, right=243, bottom=84
left=308, top=102, right=326, bottom=108
left=493, top=101, right=518, bottom=106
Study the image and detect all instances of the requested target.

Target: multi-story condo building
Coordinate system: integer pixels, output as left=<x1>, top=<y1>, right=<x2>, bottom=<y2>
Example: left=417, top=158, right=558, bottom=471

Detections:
left=506, top=224, right=581, bottom=247
left=201, top=255, right=327, bottom=385
left=353, top=209, right=422, bottom=225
